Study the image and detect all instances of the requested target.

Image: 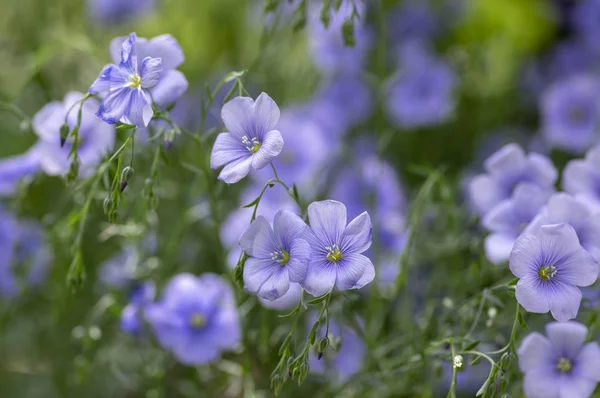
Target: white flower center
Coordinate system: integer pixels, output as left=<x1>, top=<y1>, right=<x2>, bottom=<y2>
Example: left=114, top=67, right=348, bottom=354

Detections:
left=538, top=265, right=557, bottom=281
left=325, top=244, right=343, bottom=263
left=128, top=73, right=142, bottom=89
left=241, top=135, right=261, bottom=153
left=270, top=249, right=290, bottom=265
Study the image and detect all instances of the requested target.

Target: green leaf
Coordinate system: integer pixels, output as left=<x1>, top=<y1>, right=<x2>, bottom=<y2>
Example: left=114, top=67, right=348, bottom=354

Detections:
left=507, top=277, right=519, bottom=286
left=517, top=311, right=528, bottom=330
left=462, top=340, right=480, bottom=352
left=506, top=289, right=515, bottom=297
left=470, top=356, right=481, bottom=366
left=307, top=293, right=330, bottom=305
left=116, top=123, right=137, bottom=131
left=223, top=70, right=247, bottom=83
left=222, top=81, right=239, bottom=103
left=242, top=196, right=261, bottom=209
left=205, top=83, right=213, bottom=102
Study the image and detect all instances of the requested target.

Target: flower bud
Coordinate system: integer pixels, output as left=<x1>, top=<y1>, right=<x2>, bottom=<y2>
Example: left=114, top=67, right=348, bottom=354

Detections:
left=103, top=197, right=114, bottom=215
left=163, top=130, right=176, bottom=150
left=60, top=123, right=70, bottom=147
left=342, top=18, right=355, bottom=47
left=317, top=336, right=329, bottom=360
left=66, top=157, right=81, bottom=184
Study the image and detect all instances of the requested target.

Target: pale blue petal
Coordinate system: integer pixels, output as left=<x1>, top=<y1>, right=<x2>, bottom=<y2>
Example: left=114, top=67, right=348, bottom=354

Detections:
left=221, top=96, right=255, bottom=138
left=558, top=377, right=596, bottom=398
left=210, top=132, right=247, bottom=169
left=32, top=101, right=65, bottom=142
left=150, top=69, right=188, bottom=108
left=119, top=32, right=138, bottom=74
left=251, top=218, right=279, bottom=259
left=509, top=233, right=541, bottom=278
left=239, top=216, right=269, bottom=257
left=523, top=366, right=561, bottom=398
left=259, top=282, right=302, bottom=310
left=340, top=211, right=372, bottom=254
left=251, top=129, right=284, bottom=170
left=124, top=88, right=153, bottom=127
left=307, top=200, right=347, bottom=247
left=556, top=247, right=598, bottom=287
left=218, top=156, right=253, bottom=184
left=546, top=322, right=587, bottom=357
left=253, top=92, right=280, bottom=133
left=528, top=153, right=558, bottom=187
left=468, top=174, right=503, bottom=214
left=287, top=238, right=310, bottom=283
left=273, top=210, right=307, bottom=250
left=243, top=257, right=279, bottom=295
left=257, top=267, right=290, bottom=301
left=172, top=333, right=221, bottom=365
left=547, top=282, right=582, bottom=321
left=517, top=332, right=552, bottom=372
left=302, top=258, right=337, bottom=297
left=577, top=342, right=600, bottom=381
left=484, top=143, right=526, bottom=176
left=140, top=57, right=163, bottom=88
left=485, top=232, right=515, bottom=264
left=89, top=64, right=128, bottom=94
left=96, top=87, right=133, bottom=124
left=563, top=160, right=597, bottom=195
left=335, top=253, right=375, bottom=290
left=515, top=274, right=551, bottom=314
left=146, top=34, right=185, bottom=70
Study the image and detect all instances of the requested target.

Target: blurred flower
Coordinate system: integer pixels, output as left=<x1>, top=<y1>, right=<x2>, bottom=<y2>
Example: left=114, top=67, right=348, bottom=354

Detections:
left=239, top=210, right=310, bottom=301
left=563, top=145, right=600, bottom=212
left=386, top=48, right=456, bottom=129
left=0, top=145, right=42, bottom=197
left=88, top=0, right=157, bottom=25
left=572, top=0, right=600, bottom=51
left=482, top=183, right=550, bottom=264
left=307, top=1, right=372, bottom=74
left=387, top=1, right=438, bottom=44
left=541, top=75, right=600, bottom=154
left=98, top=247, right=140, bottom=289
left=518, top=321, right=600, bottom=398
left=89, top=33, right=163, bottom=127
left=308, top=316, right=365, bottom=382
left=121, top=281, right=155, bottom=335
left=467, top=143, right=557, bottom=215
left=108, top=33, right=188, bottom=111
left=259, top=282, right=302, bottom=310
left=145, top=273, right=240, bottom=365
left=302, top=200, right=375, bottom=297
left=509, top=223, right=598, bottom=321
left=32, top=92, right=115, bottom=177
left=210, top=93, right=283, bottom=184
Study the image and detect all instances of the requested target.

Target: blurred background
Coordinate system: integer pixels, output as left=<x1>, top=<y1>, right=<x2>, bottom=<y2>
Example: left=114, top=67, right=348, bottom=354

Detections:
left=0, top=0, right=598, bottom=396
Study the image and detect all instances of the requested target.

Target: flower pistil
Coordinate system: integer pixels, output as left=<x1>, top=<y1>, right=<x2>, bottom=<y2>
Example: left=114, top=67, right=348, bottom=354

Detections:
left=538, top=265, right=557, bottom=281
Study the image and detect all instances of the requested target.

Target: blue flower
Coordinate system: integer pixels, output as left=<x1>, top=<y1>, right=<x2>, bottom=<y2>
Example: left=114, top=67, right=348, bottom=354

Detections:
left=98, top=247, right=140, bottom=289
left=563, top=145, right=600, bottom=212
left=210, top=93, right=284, bottom=184
left=525, top=193, right=600, bottom=261
left=239, top=210, right=311, bottom=301
left=518, top=321, right=600, bottom=398
left=89, top=32, right=163, bottom=127
left=482, top=183, right=550, bottom=264
left=385, top=48, right=456, bottom=129
left=301, top=200, right=375, bottom=297
left=541, top=75, right=600, bottom=154
left=259, top=282, right=302, bottom=311
left=32, top=92, right=116, bottom=177
left=87, top=0, right=156, bottom=25
left=387, top=1, right=438, bottom=44
left=108, top=34, right=188, bottom=110
left=572, top=0, right=600, bottom=50
left=121, top=281, right=155, bottom=335
left=308, top=315, right=365, bottom=382
left=509, top=223, right=599, bottom=321
left=468, top=143, right=557, bottom=216
left=145, top=273, right=240, bottom=365
left=0, top=145, right=42, bottom=197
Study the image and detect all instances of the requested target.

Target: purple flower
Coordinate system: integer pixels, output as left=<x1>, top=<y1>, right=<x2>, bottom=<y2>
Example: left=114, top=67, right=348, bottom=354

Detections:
left=541, top=75, right=600, bottom=154
left=385, top=50, right=456, bottom=129
left=562, top=145, right=600, bottom=212
left=210, top=93, right=284, bottom=184
left=33, top=92, right=115, bottom=177
left=239, top=210, right=311, bottom=301
left=108, top=34, right=188, bottom=111
left=145, top=273, right=241, bottom=365
left=87, top=0, right=156, bottom=25
left=0, top=145, right=42, bottom=197
left=0, top=212, right=18, bottom=298
left=509, top=223, right=599, bottom=321
left=388, top=1, right=438, bottom=44
left=89, top=33, right=163, bottom=127
left=525, top=193, right=600, bottom=261
left=482, top=183, right=550, bottom=264
left=572, top=0, right=600, bottom=50
left=301, top=200, right=375, bottom=297
left=308, top=316, right=365, bottom=382
left=259, top=282, right=302, bottom=310
left=98, top=247, right=139, bottom=289
left=518, top=321, right=600, bottom=398
left=468, top=143, right=557, bottom=215
left=121, top=281, right=155, bottom=334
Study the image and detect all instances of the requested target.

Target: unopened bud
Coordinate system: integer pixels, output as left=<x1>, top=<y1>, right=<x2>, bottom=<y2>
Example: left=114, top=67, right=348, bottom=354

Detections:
left=60, top=123, right=70, bottom=147
left=297, top=363, right=309, bottom=385
left=163, top=130, right=176, bottom=149
left=342, top=18, right=355, bottom=47
left=119, top=180, right=128, bottom=193
left=317, top=336, right=329, bottom=359
left=121, top=166, right=134, bottom=181
left=103, top=197, right=113, bottom=215
left=66, top=157, right=81, bottom=183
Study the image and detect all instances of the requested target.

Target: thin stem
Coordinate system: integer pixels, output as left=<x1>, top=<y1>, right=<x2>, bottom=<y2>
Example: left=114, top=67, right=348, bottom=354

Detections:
left=448, top=340, right=457, bottom=398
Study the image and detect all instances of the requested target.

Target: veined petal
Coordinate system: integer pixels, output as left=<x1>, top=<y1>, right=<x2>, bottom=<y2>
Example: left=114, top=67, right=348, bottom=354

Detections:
left=273, top=210, right=306, bottom=249
left=286, top=238, right=310, bottom=282
left=89, top=64, right=128, bottom=94
left=336, top=253, right=375, bottom=290
left=509, top=233, right=542, bottom=278
left=210, top=133, right=247, bottom=170
left=340, top=211, right=372, bottom=254
left=307, top=200, right=347, bottom=247
left=557, top=247, right=598, bottom=287
left=302, top=258, right=336, bottom=297
left=251, top=219, right=279, bottom=259
left=150, top=70, right=188, bottom=108
left=257, top=267, right=290, bottom=301
left=96, top=87, right=133, bottom=124
left=140, top=57, right=163, bottom=88
left=221, top=96, right=255, bottom=138
left=546, top=321, right=587, bottom=358
left=253, top=92, right=280, bottom=134
left=517, top=332, right=552, bottom=372
left=515, top=274, right=550, bottom=314
left=147, top=34, right=185, bottom=70
left=124, top=88, right=153, bottom=127
left=239, top=216, right=269, bottom=257
left=218, top=156, right=253, bottom=184
left=251, top=130, right=284, bottom=170
left=119, top=32, right=138, bottom=75
left=32, top=101, right=65, bottom=142
left=547, top=282, right=582, bottom=322
left=538, top=223, right=587, bottom=264
left=243, top=257, right=279, bottom=295
left=577, top=342, right=600, bottom=381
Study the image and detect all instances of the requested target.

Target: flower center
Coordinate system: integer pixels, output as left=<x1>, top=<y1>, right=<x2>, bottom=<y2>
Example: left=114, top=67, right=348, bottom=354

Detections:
left=326, top=244, right=343, bottom=263
left=271, top=249, right=290, bottom=265
left=189, top=313, right=206, bottom=329
left=128, top=73, right=142, bottom=89
left=569, top=106, right=585, bottom=123
left=557, top=357, right=572, bottom=373
left=241, top=135, right=261, bottom=153
left=538, top=265, right=557, bottom=281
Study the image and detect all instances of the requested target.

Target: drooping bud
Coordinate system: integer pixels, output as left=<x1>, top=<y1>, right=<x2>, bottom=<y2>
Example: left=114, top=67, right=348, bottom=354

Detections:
left=60, top=123, right=70, bottom=147
left=342, top=18, right=356, bottom=47
left=66, top=156, right=81, bottom=184
left=317, top=336, right=329, bottom=360
left=163, top=130, right=176, bottom=150
left=103, top=197, right=114, bottom=215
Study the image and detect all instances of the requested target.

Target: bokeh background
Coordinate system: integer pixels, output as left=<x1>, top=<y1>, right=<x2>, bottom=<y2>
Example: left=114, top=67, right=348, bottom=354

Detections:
left=0, top=0, right=598, bottom=396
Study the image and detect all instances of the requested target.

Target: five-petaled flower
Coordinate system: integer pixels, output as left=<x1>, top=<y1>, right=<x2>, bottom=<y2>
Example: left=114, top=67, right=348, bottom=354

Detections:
left=89, top=32, right=163, bottom=127
left=210, top=93, right=284, bottom=184
left=509, top=223, right=599, bottom=322
left=518, top=321, right=600, bottom=398
left=301, top=200, right=375, bottom=297
left=239, top=210, right=311, bottom=301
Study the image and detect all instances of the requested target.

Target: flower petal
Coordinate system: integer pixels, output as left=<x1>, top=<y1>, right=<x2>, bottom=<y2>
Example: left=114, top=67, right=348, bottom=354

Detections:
left=273, top=210, right=307, bottom=249
left=557, top=247, right=599, bottom=287
left=32, top=101, right=65, bottom=142
left=517, top=332, right=552, bottom=372
left=509, top=233, right=542, bottom=278
left=243, top=257, right=279, bottom=295
left=119, top=32, right=138, bottom=74
left=150, top=69, right=189, bottom=108
left=340, top=211, right=372, bottom=254
left=302, top=258, right=337, bottom=297
left=146, top=34, right=185, bottom=70
left=218, top=156, right=253, bottom=184
left=239, top=216, right=269, bottom=257
left=307, top=200, right=347, bottom=247
left=485, top=232, right=515, bottom=264
left=546, top=321, right=587, bottom=357
left=124, top=88, right=153, bottom=127
left=210, top=133, right=247, bottom=169
left=253, top=92, right=280, bottom=134
left=484, top=143, right=526, bottom=176
left=251, top=218, right=279, bottom=259
left=558, top=375, right=597, bottom=398
left=171, top=333, right=222, bottom=365
left=528, top=153, right=558, bottom=187
left=547, top=282, right=582, bottom=322
left=140, top=57, right=163, bottom=88
left=257, top=267, right=290, bottom=301
left=287, top=238, right=311, bottom=282
left=515, top=274, right=551, bottom=314
left=221, top=96, right=255, bottom=138
left=96, top=87, right=133, bottom=124
left=523, top=366, right=561, bottom=398
left=563, top=160, right=597, bottom=195
left=335, top=253, right=375, bottom=291
left=577, top=342, right=600, bottom=381
left=251, top=129, right=284, bottom=170
left=468, top=175, right=503, bottom=214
